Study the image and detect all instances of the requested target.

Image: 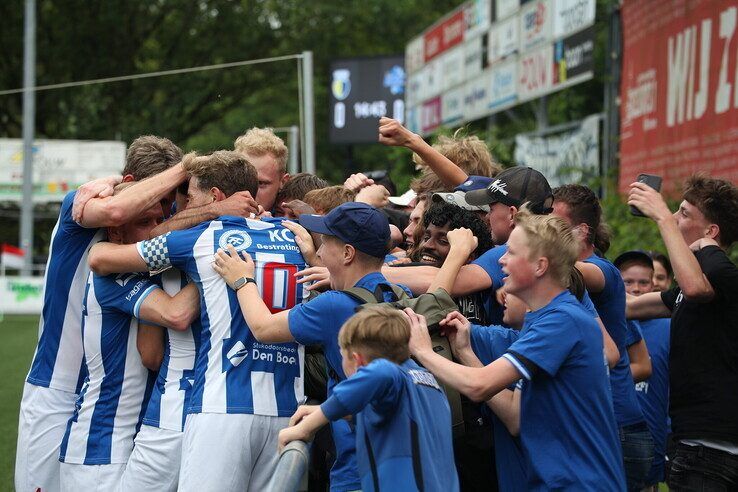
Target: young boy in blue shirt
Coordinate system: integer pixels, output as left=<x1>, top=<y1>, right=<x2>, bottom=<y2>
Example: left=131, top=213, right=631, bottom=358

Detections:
left=406, top=209, right=626, bottom=490
left=278, top=305, right=459, bottom=492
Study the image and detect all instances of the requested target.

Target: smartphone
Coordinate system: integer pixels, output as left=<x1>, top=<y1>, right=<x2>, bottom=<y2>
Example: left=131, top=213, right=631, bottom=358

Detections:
left=630, top=173, right=663, bottom=217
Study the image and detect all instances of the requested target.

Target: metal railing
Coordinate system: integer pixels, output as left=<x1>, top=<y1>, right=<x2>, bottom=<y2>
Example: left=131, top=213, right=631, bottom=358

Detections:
left=267, top=440, right=311, bottom=492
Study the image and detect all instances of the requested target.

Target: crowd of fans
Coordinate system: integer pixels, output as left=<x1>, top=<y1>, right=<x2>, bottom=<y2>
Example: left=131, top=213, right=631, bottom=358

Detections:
left=14, top=116, right=738, bottom=492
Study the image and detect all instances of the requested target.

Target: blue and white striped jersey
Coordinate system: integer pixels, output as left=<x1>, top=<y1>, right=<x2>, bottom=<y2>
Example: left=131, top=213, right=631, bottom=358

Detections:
left=136, top=216, right=306, bottom=417
left=142, top=268, right=201, bottom=432
left=59, top=272, right=158, bottom=465
left=27, top=191, right=105, bottom=393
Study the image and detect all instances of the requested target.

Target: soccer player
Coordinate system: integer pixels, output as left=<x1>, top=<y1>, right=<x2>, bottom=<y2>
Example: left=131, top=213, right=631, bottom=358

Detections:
left=15, top=136, right=186, bottom=492
left=87, top=151, right=306, bottom=492
left=234, top=127, right=290, bottom=212
left=406, top=209, right=626, bottom=490
left=279, top=306, right=459, bottom=492
left=212, top=202, right=403, bottom=492
left=553, top=184, right=654, bottom=490
left=58, top=191, right=200, bottom=490
left=627, top=175, right=738, bottom=489
left=615, top=250, right=670, bottom=488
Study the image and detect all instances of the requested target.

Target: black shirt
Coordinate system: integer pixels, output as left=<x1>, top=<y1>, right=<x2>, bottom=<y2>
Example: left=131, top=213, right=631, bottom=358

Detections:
left=661, top=246, right=738, bottom=443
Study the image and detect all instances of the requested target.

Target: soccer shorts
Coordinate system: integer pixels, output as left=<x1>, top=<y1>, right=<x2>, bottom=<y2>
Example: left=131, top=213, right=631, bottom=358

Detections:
left=59, top=462, right=125, bottom=492
left=178, top=413, right=290, bottom=492
left=15, top=382, right=78, bottom=492
left=118, top=425, right=183, bottom=492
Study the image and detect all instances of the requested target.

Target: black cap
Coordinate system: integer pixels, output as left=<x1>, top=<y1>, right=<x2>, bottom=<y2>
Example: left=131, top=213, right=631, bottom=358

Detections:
left=465, top=167, right=553, bottom=214
left=613, top=250, right=654, bottom=270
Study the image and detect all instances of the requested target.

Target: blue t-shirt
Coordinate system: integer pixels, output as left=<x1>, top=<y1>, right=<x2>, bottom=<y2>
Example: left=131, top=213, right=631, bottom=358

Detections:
left=288, top=272, right=411, bottom=492
left=470, top=324, right=527, bottom=492
left=634, top=318, right=671, bottom=485
left=471, top=244, right=508, bottom=325
left=321, top=359, right=459, bottom=492
left=625, top=320, right=643, bottom=347
left=504, top=291, right=626, bottom=490
left=584, top=254, right=645, bottom=427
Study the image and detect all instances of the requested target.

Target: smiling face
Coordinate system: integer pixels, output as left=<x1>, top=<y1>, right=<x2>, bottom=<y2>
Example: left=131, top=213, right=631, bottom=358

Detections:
left=418, top=223, right=451, bottom=267
left=499, top=227, right=537, bottom=296
left=652, top=260, right=672, bottom=292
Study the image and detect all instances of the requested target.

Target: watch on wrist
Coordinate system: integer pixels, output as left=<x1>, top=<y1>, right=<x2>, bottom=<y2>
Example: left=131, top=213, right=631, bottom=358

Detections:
left=233, top=276, right=256, bottom=290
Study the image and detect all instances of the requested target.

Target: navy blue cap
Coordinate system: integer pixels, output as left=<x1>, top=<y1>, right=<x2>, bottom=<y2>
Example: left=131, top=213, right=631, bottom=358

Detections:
left=455, top=175, right=493, bottom=192
left=613, top=250, right=653, bottom=270
left=298, top=202, right=390, bottom=258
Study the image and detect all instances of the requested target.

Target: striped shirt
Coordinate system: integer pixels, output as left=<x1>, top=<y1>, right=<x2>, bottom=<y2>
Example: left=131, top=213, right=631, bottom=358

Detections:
left=142, top=269, right=201, bottom=431
left=136, top=216, right=306, bottom=417
left=27, top=191, right=105, bottom=393
left=59, top=272, right=157, bottom=464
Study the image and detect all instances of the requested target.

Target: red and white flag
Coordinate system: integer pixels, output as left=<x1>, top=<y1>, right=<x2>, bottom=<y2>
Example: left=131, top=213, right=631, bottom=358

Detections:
left=1, top=244, right=26, bottom=269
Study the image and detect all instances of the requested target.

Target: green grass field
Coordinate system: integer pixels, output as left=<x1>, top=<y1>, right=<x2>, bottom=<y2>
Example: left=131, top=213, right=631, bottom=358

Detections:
left=0, top=315, right=39, bottom=491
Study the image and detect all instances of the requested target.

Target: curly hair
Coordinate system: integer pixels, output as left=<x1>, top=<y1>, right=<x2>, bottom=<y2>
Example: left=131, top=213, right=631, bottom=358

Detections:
left=683, top=173, right=738, bottom=247
left=422, top=201, right=494, bottom=259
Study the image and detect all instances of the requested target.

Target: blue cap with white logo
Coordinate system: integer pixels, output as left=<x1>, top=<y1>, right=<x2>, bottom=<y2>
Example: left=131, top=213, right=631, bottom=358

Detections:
left=454, top=175, right=494, bottom=193
left=298, top=202, right=390, bottom=259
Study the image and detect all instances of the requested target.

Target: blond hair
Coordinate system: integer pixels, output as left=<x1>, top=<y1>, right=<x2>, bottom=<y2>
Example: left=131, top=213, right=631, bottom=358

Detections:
left=338, top=305, right=410, bottom=364
left=303, top=185, right=355, bottom=214
left=412, top=131, right=502, bottom=178
left=234, top=127, right=288, bottom=173
left=513, top=207, right=579, bottom=287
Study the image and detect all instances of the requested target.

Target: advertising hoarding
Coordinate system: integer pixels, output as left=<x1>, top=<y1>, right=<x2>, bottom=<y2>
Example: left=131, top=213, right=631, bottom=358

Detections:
left=619, top=0, right=738, bottom=193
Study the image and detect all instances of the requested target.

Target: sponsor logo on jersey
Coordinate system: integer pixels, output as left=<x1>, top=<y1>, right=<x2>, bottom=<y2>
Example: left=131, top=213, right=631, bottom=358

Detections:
left=226, top=340, right=248, bottom=368
left=115, top=273, right=138, bottom=287
left=219, top=230, right=253, bottom=252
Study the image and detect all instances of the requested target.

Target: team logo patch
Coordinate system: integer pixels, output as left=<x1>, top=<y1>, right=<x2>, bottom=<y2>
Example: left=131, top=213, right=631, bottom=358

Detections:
left=331, top=69, right=351, bottom=101
left=115, top=273, right=138, bottom=287
left=219, top=230, right=252, bottom=252
left=226, top=341, right=248, bottom=368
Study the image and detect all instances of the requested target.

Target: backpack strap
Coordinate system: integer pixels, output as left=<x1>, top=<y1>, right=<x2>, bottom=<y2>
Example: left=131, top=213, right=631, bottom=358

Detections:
left=341, top=283, right=410, bottom=306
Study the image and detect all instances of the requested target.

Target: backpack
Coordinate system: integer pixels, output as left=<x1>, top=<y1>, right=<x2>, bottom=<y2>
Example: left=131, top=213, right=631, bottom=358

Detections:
left=341, top=284, right=466, bottom=438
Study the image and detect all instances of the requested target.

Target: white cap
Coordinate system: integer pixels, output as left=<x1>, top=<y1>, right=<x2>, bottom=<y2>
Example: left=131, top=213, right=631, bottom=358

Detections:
left=431, top=191, right=490, bottom=212
left=388, top=189, right=416, bottom=207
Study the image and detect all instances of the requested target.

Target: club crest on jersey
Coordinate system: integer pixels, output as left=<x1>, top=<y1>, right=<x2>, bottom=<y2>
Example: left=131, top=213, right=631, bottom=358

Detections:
left=226, top=341, right=248, bottom=368
left=219, top=230, right=253, bottom=252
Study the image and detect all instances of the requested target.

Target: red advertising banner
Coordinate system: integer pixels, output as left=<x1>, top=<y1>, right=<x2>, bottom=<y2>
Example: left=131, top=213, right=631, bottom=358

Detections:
left=620, top=0, right=738, bottom=194
left=424, top=9, right=465, bottom=62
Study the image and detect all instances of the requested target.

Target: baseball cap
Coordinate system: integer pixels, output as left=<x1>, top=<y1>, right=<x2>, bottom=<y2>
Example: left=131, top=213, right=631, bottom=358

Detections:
left=431, top=191, right=490, bottom=212
left=298, top=202, right=390, bottom=259
left=613, top=250, right=653, bottom=270
left=454, top=175, right=494, bottom=193
left=388, top=189, right=416, bottom=207
left=465, top=167, right=554, bottom=214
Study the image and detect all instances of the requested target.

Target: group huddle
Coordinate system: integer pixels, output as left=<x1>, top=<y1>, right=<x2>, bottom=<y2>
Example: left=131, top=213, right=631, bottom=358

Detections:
left=15, top=118, right=738, bottom=492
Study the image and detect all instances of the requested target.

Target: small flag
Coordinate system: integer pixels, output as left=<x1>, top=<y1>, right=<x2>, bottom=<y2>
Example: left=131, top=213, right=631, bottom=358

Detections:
left=1, top=244, right=26, bottom=269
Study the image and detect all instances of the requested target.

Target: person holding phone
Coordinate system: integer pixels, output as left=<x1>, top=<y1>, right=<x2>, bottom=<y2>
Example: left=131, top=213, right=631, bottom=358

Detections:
left=627, top=174, right=738, bottom=490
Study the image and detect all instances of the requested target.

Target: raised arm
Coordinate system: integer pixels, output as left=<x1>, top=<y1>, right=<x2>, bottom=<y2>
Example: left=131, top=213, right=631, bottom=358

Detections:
left=78, top=162, right=188, bottom=228
left=378, top=117, right=468, bottom=188
left=212, top=245, right=294, bottom=343
left=428, top=228, right=478, bottom=293
left=148, top=191, right=259, bottom=238
left=137, top=283, right=200, bottom=331
left=628, top=182, right=714, bottom=301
